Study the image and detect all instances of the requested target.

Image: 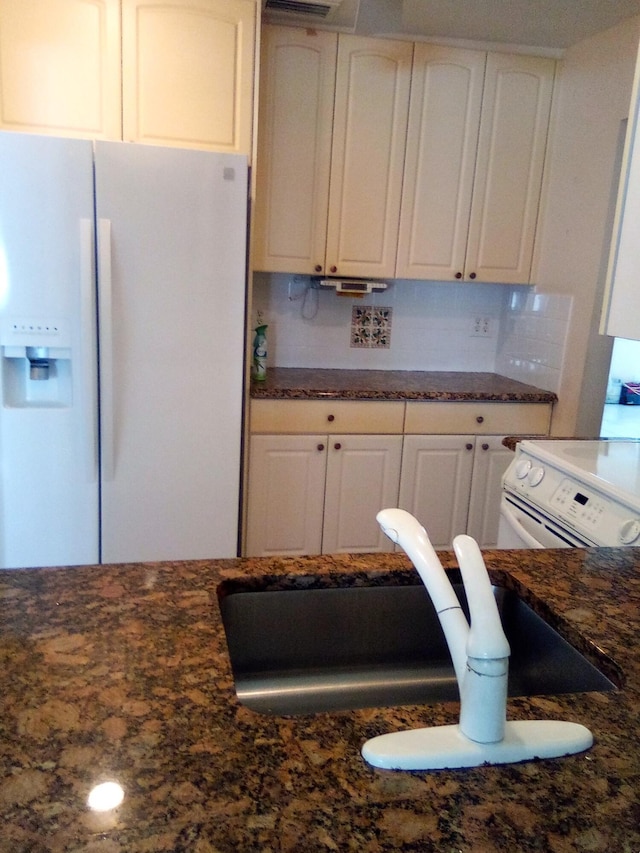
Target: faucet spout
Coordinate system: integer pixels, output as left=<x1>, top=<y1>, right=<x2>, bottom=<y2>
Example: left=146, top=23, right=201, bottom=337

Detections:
left=377, top=509, right=510, bottom=743
left=376, top=508, right=470, bottom=688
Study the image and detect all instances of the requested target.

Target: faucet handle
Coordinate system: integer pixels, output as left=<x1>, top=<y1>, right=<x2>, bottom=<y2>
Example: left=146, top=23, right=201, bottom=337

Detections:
left=453, top=534, right=510, bottom=661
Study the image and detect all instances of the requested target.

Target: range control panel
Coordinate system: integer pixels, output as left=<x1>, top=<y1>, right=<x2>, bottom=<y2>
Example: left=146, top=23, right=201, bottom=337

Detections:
left=503, top=452, right=640, bottom=546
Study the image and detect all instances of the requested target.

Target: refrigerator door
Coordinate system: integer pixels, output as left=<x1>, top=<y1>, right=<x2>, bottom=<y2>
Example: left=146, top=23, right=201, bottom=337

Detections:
left=94, top=142, right=247, bottom=563
left=0, top=132, right=99, bottom=568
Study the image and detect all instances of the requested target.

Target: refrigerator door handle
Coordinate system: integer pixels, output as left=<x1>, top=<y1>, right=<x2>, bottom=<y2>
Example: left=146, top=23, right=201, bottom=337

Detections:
left=97, top=218, right=115, bottom=482
left=80, top=218, right=99, bottom=482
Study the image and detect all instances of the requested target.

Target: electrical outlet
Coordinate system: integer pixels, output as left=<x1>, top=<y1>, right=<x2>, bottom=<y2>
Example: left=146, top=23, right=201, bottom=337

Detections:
left=471, top=317, right=495, bottom=337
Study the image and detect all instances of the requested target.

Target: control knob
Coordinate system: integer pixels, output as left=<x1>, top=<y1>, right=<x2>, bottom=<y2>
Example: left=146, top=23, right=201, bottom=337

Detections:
left=619, top=518, right=640, bottom=545
left=514, top=459, right=532, bottom=479
left=527, top=466, right=545, bottom=487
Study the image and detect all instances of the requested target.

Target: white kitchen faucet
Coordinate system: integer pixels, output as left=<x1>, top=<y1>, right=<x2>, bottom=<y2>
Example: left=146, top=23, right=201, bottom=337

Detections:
left=361, top=508, right=594, bottom=771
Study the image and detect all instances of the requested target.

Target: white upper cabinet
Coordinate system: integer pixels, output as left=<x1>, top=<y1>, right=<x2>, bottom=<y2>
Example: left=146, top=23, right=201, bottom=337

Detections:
left=602, top=43, right=640, bottom=340
left=255, top=31, right=554, bottom=284
left=252, top=27, right=412, bottom=277
left=122, top=0, right=256, bottom=154
left=396, top=45, right=485, bottom=281
left=466, top=53, right=555, bottom=284
left=0, top=0, right=121, bottom=139
left=252, top=26, right=337, bottom=275
left=398, top=48, right=554, bottom=284
left=0, top=0, right=257, bottom=155
left=325, top=35, right=412, bottom=278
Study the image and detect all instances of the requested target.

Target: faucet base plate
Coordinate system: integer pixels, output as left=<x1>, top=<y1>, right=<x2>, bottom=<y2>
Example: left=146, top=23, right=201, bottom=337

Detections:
left=362, top=719, right=593, bottom=771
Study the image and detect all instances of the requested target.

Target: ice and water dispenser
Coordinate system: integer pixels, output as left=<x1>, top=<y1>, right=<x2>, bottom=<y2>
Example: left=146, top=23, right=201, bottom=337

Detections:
left=1, top=318, right=72, bottom=406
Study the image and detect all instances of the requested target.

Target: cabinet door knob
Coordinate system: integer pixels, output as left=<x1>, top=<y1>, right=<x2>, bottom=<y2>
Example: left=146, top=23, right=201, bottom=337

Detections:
left=476, top=415, right=484, bottom=424
left=469, top=272, right=477, bottom=280
left=482, top=442, right=489, bottom=451
left=327, top=414, right=335, bottom=422
left=314, top=264, right=322, bottom=272
left=330, top=265, right=337, bottom=274
left=334, top=442, right=342, bottom=450
left=465, top=443, right=473, bottom=451
left=455, top=271, right=463, bottom=279
left=317, top=443, right=325, bottom=452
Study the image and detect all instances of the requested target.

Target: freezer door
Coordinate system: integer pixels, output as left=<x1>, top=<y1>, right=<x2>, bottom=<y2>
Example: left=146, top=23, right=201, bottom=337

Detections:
left=0, top=132, right=99, bottom=569
left=94, top=142, right=247, bottom=562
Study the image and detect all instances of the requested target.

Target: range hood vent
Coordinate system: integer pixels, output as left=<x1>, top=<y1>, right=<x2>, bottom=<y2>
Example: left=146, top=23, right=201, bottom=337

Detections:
left=263, top=0, right=340, bottom=18
left=262, top=0, right=360, bottom=30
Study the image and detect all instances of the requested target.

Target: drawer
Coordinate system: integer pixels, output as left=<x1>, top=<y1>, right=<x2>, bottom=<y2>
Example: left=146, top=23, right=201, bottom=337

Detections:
left=250, top=399, right=405, bottom=434
left=404, top=401, right=552, bottom=435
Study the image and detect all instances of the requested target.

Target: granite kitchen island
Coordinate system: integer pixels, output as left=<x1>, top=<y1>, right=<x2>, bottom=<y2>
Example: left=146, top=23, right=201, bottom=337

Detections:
left=1, top=547, right=638, bottom=852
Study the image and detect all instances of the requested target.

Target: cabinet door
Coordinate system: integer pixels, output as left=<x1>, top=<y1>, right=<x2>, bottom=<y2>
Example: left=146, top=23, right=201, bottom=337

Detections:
left=466, top=436, right=513, bottom=548
left=326, top=36, right=412, bottom=278
left=399, top=435, right=474, bottom=549
left=245, top=435, right=327, bottom=556
left=122, top=0, right=256, bottom=154
left=252, top=25, right=337, bottom=274
left=322, top=435, right=402, bottom=553
left=396, top=45, right=485, bottom=281
left=0, top=0, right=121, bottom=138
left=602, top=44, right=640, bottom=339
left=465, top=53, right=554, bottom=284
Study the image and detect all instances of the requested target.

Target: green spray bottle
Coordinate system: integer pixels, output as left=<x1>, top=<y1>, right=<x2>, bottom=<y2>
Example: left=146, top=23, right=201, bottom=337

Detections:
left=253, top=322, right=268, bottom=381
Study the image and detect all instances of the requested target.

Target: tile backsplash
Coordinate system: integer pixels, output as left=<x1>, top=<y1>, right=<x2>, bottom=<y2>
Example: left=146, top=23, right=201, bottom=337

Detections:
left=495, top=291, right=573, bottom=394
left=350, top=305, right=393, bottom=349
left=252, top=273, right=572, bottom=393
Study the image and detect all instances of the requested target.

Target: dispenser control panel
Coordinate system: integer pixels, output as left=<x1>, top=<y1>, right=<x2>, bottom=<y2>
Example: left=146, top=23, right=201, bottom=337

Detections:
left=2, top=317, right=69, bottom=348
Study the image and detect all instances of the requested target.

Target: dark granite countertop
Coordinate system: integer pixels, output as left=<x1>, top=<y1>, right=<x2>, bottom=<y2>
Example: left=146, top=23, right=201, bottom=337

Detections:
left=250, top=368, right=558, bottom=403
left=1, top=548, right=639, bottom=851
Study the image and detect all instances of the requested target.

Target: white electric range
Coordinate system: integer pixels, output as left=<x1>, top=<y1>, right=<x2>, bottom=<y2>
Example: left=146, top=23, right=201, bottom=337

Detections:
left=499, top=439, right=640, bottom=548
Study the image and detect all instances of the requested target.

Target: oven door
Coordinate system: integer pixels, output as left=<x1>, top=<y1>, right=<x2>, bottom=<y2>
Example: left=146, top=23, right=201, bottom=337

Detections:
left=498, top=493, right=593, bottom=548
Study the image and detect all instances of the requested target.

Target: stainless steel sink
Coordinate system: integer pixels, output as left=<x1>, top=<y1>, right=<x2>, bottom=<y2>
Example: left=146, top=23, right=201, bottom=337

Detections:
left=218, top=583, right=618, bottom=715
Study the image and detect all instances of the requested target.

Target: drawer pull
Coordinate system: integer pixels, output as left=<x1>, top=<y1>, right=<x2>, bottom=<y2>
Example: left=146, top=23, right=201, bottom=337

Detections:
left=482, top=442, right=489, bottom=451
left=476, top=415, right=484, bottom=424
left=317, top=443, right=325, bottom=452
left=465, top=443, right=473, bottom=451
left=327, top=414, right=335, bottom=422
left=334, top=442, right=342, bottom=450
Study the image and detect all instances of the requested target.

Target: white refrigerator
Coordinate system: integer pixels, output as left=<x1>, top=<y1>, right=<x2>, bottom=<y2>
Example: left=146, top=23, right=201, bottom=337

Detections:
left=0, top=132, right=248, bottom=568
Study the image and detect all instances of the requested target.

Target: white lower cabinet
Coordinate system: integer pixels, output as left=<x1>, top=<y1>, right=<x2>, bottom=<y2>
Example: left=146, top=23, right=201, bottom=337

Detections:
left=399, top=434, right=514, bottom=549
left=245, top=398, right=551, bottom=556
left=245, top=433, right=402, bottom=556
left=322, top=434, right=403, bottom=554
left=245, top=434, right=327, bottom=556
left=399, top=435, right=475, bottom=549
left=466, top=436, right=515, bottom=547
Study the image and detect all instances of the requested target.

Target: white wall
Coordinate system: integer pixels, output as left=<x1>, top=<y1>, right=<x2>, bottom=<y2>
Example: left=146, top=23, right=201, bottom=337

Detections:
left=533, top=15, right=640, bottom=435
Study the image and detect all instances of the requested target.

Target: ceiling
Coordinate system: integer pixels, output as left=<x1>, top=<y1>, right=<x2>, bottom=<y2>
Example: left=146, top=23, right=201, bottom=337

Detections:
left=398, top=0, right=640, bottom=50
left=264, top=0, right=640, bottom=53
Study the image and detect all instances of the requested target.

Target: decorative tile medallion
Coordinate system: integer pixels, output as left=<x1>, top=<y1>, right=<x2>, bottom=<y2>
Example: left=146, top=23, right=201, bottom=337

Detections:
left=350, top=305, right=392, bottom=348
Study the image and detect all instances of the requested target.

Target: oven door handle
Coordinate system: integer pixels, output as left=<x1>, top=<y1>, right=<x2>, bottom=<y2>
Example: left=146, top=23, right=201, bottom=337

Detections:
left=500, top=503, right=545, bottom=549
